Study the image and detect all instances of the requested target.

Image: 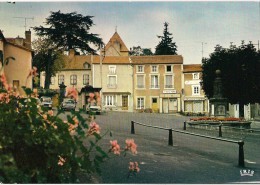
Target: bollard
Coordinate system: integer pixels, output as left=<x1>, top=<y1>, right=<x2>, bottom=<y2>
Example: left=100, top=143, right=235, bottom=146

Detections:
left=238, top=141, right=245, bottom=167
left=219, top=123, right=222, bottom=137
left=168, top=129, right=173, bottom=146
left=183, top=121, right=186, bottom=130
left=131, top=121, right=135, bottom=134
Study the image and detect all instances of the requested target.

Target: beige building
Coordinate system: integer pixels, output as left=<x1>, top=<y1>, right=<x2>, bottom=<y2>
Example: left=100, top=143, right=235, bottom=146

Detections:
left=182, top=64, right=209, bottom=114
left=131, top=55, right=183, bottom=113
left=0, top=30, right=32, bottom=94
left=93, top=32, right=133, bottom=111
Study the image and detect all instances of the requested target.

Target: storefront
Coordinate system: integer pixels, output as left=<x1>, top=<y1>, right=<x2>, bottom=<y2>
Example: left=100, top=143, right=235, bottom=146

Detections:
left=160, top=90, right=181, bottom=113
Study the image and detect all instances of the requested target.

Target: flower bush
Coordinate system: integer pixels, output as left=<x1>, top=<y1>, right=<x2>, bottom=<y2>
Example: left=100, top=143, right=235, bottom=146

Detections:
left=0, top=66, right=139, bottom=183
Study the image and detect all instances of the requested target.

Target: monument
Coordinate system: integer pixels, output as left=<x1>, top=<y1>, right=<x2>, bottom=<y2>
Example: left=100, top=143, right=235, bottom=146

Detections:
left=209, top=69, right=228, bottom=117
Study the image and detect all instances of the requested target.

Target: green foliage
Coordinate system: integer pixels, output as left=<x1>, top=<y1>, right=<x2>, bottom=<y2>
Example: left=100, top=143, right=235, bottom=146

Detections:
left=0, top=87, right=108, bottom=183
left=130, top=46, right=153, bottom=56
left=201, top=42, right=260, bottom=105
left=155, top=22, right=177, bottom=55
left=33, top=11, right=104, bottom=54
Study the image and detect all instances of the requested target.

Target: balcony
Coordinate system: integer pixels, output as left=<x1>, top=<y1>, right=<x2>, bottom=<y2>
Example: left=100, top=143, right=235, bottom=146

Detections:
left=165, top=85, right=174, bottom=89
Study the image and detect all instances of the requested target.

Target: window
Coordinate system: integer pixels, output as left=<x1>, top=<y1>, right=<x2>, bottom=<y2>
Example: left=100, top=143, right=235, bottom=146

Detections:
left=105, top=95, right=115, bottom=106
left=151, top=65, right=158, bottom=73
left=70, top=75, right=77, bottom=85
left=83, top=74, right=90, bottom=85
left=137, top=75, right=145, bottom=88
left=151, top=75, right=159, bottom=89
left=193, top=73, right=200, bottom=80
left=13, top=80, right=19, bottom=89
left=165, top=75, right=173, bottom=88
left=51, top=77, right=55, bottom=85
left=137, top=97, right=145, bottom=109
left=192, top=85, right=200, bottom=95
left=58, top=75, right=64, bottom=85
left=137, top=65, right=144, bottom=73
left=166, top=65, right=172, bottom=73
left=83, top=62, right=91, bottom=69
left=107, top=75, right=117, bottom=88
left=109, top=65, right=116, bottom=74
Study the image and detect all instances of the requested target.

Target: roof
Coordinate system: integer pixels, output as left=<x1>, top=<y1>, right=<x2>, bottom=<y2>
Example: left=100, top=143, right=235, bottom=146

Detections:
left=63, top=55, right=92, bottom=70
left=183, top=64, right=202, bottom=73
left=92, top=56, right=130, bottom=64
left=104, top=32, right=129, bottom=52
left=130, top=55, right=183, bottom=64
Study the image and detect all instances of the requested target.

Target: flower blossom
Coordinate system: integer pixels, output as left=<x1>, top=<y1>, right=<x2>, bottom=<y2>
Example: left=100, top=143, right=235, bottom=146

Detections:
left=110, top=140, right=121, bottom=155
left=48, top=110, right=54, bottom=116
left=27, top=66, right=38, bottom=78
left=128, top=162, right=140, bottom=173
left=87, top=121, right=100, bottom=135
left=58, top=155, right=66, bottom=166
left=125, top=139, right=137, bottom=154
left=65, top=87, right=78, bottom=101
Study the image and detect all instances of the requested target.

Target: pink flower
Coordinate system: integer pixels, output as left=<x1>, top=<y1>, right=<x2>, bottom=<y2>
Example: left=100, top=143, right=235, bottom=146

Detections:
left=27, top=66, right=38, bottom=78
left=110, top=140, right=121, bottom=155
left=48, top=110, right=54, bottom=116
left=87, top=121, right=100, bottom=135
left=129, top=161, right=140, bottom=173
left=89, top=92, right=95, bottom=99
left=58, top=155, right=66, bottom=166
left=65, top=87, right=78, bottom=101
left=72, top=116, right=79, bottom=125
left=125, top=139, right=137, bottom=154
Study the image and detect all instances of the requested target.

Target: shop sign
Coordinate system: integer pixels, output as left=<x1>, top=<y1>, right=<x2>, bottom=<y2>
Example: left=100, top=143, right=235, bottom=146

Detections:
left=163, top=90, right=176, bottom=94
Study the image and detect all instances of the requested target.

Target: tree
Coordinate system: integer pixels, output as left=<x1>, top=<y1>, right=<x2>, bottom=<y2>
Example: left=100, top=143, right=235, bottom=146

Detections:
left=155, top=22, right=177, bottom=55
left=129, top=46, right=153, bottom=56
left=33, top=11, right=104, bottom=54
left=32, top=37, right=65, bottom=89
left=201, top=42, right=260, bottom=114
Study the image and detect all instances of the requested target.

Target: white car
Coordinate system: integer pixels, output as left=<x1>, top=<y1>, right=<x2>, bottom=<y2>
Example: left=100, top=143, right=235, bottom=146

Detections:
left=86, top=105, right=101, bottom=115
left=61, top=99, right=76, bottom=111
left=40, top=96, right=53, bottom=110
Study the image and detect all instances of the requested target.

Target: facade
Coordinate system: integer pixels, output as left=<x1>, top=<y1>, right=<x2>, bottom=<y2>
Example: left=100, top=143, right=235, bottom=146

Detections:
left=0, top=30, right=32, bottom=94
left=182, top=64, right=209, bottom=114
left=39, top=31, right=212, bottom=114
left=131, top=55, right=183, bottom=113
left=93, top=32, right=133, bottom=112
left=40, top=50, right=94, bottom=109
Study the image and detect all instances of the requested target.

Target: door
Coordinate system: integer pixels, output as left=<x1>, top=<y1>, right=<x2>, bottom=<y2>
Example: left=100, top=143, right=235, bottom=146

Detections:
left=163, top=99, right=169, bottom=113
left=151, top=98, right=158, bottom=113
left=122, top=95, right=128, bottom=110
left=169, top=98, right=177, bottom=113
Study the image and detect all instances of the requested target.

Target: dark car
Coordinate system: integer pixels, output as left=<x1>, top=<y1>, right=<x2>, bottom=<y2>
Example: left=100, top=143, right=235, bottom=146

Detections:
left=61, top=99, right=76, bottom=111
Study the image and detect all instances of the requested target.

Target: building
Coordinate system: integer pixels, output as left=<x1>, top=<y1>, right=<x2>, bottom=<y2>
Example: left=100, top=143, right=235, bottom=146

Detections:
left=131, top=55, right=183, bottom=113
left=0, top=30, right=32, bottom=93
left=92, top=32, right=134, bottom=112
left=182, top=64, right=209, bottom=114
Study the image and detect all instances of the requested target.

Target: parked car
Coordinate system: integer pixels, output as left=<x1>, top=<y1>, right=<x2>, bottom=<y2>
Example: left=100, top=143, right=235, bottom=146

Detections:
left=86, top=104, right=101, bottom=115
left=61, top=98, right=76, bottom=111
left=40, top=96, right=53, bottom=110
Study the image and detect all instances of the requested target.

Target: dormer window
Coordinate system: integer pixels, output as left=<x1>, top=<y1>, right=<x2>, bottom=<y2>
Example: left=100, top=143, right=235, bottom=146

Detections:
left=83, top=62, right=91, bottom=69
left=193, top=73, right=200, bottom=80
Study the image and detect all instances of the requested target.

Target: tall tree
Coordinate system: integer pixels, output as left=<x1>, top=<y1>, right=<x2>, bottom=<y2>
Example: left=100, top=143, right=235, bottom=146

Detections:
left=33, top=11, right=104, bottom=54
left=155, top=22, right=177, bottom=55
left=201, top=42, right=260, bottom=114
left=32, top=37, right=65, bottom=89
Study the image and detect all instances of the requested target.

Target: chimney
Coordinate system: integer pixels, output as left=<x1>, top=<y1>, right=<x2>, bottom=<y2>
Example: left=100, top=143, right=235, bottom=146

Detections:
left=24, top=29, right=31, bottom=49
left=69, top=49, right=75, bottom=58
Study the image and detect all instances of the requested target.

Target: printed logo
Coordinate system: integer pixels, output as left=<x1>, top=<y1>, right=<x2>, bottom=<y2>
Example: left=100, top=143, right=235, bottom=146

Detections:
left=240, top=169, right=254, bottom=177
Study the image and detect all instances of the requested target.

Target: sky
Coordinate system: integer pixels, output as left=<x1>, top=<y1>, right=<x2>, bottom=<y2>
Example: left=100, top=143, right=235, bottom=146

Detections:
left=0, top=1, right=259, bottom=64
